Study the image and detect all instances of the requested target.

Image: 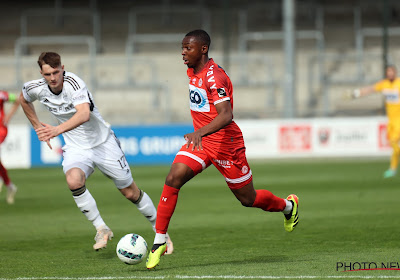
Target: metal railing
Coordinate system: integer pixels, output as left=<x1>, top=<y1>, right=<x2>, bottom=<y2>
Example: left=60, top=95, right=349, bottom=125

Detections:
left=237, top=4, right=325, bottom=89
left=307, top=52, right=392, bottom=116
left=14, top=35, right=97, bottom=88
left=126, top=5, right=211, bottom=53
left=76, top=55, right=171, bottom=122
left=354, top=6, right=400, bottom=80
left=20, top=7, right=101, bottom=53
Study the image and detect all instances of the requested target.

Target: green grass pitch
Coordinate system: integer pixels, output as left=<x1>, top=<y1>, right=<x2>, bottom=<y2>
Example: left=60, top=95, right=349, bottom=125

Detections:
left=1, top=159, right=400, bottom=280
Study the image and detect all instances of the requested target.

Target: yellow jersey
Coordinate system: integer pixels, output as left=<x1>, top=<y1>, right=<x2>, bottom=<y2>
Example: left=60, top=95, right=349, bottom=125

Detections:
left=374, top=78, right=400, bottom=120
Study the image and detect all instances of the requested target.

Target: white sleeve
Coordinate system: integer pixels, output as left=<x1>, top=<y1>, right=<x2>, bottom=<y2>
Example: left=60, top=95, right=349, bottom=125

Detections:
left=22, top=82, right=39, bottom=103
left=71, top=86, right=90, bottom=107
left=64, top=72, right=91, bottom=107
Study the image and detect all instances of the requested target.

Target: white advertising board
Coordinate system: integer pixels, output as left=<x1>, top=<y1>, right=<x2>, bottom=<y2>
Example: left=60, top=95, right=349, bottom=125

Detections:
left=1, top=118, right=394, bottom=169
left=237, top=117, right=391, bottom=158
left=1, top=125, right=31, bottom=168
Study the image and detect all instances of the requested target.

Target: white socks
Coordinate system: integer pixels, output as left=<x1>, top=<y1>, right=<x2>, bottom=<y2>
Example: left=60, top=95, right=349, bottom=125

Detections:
left=154, top=233, right=166, bottom=244
left=73, top=187, right=162, bottom=237
left=73, top=189, right=106, bottom=229
left=135, top=191, right=157, bottom=228
left=282, top=199, right=293, bottom=215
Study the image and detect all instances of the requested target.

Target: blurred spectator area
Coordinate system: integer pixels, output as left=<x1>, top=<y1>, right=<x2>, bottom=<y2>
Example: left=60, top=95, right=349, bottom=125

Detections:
left=1, top=0, right=400, bottom=125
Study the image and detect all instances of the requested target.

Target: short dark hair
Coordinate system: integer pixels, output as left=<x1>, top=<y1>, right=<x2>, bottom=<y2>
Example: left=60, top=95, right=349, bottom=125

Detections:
left=37, top=52, right=62, bottom=69
left=185, top=29, right=211, bottom=48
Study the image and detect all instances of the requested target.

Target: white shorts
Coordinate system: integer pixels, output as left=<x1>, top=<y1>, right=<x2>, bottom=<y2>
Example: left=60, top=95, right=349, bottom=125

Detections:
left=62, top=132, right=134, bottom=189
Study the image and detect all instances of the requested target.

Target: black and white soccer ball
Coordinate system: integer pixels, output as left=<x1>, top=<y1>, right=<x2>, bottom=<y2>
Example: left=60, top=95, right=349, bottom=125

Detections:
left=116, top=233, right=148, bottom=265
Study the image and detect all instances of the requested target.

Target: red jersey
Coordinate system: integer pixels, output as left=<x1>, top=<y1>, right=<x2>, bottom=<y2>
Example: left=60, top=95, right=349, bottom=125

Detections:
left=0, top=90, right=11, bottom=124
left=187, top=59, right=243, bottom=144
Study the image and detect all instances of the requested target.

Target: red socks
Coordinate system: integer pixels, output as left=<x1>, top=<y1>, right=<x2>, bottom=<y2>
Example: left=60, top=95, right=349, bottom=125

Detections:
left=0, top=162, right=10, bottom=186
left=252, top=189, right=286, bottom=212
left=155, top=185, right=284, bottom=233
left=155, top=184, right=180, bottom=234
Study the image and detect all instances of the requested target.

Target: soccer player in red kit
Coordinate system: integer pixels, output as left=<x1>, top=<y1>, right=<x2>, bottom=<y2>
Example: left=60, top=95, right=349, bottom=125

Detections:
left=0, top=90, right=20, bottom=204
left=146, top=29, right=299, bottom=269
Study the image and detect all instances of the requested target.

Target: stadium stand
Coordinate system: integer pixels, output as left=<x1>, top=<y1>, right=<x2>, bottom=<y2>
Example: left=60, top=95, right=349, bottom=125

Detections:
left=2, top=0, right=400, bottom=124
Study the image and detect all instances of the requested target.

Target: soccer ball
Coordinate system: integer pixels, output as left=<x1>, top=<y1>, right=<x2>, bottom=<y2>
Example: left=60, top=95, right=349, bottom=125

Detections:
left=116, top=233, right=148, bottom=265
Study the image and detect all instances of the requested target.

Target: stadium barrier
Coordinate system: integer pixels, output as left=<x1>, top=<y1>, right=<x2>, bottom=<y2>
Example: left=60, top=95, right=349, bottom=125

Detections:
left=3, top=117, right=391, bottom=169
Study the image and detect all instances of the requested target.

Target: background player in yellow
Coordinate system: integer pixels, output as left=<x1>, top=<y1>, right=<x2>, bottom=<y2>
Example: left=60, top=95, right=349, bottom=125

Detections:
left=352, top=65, right=400, bottom=178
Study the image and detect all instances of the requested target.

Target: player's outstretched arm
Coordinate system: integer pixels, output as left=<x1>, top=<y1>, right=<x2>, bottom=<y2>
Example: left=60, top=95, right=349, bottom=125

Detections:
left=352, top=85, right=375, bottom=99
left=3, top=92, right=20, bottom=126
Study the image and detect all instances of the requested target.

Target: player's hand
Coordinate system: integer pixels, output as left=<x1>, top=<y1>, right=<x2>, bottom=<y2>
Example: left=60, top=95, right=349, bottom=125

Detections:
left=184, top=131, right=203, bottom=151
left=351, top=89, right=361, bottom=99
left=45, top=140, right=52, bottom=150
left=3, top=117, right=9, bottom=126
left=342, top=89, right=360, bottom=100
left=35, top=122, right=58, bottom=148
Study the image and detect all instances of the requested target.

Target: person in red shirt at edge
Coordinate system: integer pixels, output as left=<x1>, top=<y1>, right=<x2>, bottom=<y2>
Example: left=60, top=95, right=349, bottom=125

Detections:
left=0, top=90, right=20, bottom=204
left=146, top=29, right=299, bottom=269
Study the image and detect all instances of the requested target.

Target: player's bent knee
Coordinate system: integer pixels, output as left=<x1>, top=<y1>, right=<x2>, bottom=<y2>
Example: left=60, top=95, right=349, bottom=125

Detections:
left=66, top=177, right=85, bottom=190
left=165, top=173, right=184, bottom=188
left=65, top=170, right=86, bottom=190
left=165, top=164, right=194, bottom=188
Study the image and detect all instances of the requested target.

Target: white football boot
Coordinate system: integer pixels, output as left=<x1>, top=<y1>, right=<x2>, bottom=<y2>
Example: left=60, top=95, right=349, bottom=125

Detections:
left=93, top=225, right=114, bottom=250
left=6, top=183, right=17, bottom=204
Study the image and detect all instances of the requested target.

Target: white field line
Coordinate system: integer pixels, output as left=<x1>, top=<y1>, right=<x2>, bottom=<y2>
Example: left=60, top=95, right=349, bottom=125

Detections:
left=2, top=276, right=400, bottom=280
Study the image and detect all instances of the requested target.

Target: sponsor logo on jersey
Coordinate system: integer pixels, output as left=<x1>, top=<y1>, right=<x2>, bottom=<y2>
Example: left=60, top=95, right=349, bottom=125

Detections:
left=217, top=88, right=227, bottom=97
left=207, top=65, right=217, bottom=89
left=383, top=89, right=400, bottom=104
left=45, top=103, right=75, bottom=113
left=72, top=94, right=87, bottom=101
left=189, top=84, right=210, bottom=112
left=43, top=98, right=50, bottom=103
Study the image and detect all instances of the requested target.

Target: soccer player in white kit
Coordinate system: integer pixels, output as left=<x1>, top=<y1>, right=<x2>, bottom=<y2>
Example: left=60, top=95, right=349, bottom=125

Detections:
left=18, top=52, right=173, bottom=252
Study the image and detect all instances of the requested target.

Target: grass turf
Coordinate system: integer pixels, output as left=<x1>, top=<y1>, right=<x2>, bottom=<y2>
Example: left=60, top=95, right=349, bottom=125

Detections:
left=1, top=158, right=400, bottom=279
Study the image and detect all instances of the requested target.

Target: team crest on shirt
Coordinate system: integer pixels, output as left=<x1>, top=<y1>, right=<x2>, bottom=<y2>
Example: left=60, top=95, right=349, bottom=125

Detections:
left=217, top=88, right=227, bottom=97
left=198, top=78, right=203, bottom=87
left=192, top=78, right=197, bottom=85
left=241, top=166, right=249, bottom=174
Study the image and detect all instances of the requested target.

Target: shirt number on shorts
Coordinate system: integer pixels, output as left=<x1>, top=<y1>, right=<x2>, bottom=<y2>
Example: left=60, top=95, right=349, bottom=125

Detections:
left=117, top=155, right=128, bottom=169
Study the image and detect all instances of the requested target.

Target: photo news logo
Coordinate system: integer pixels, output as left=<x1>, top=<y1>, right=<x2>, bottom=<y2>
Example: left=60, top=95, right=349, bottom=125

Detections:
left=337, top=262, right=400, bottom=272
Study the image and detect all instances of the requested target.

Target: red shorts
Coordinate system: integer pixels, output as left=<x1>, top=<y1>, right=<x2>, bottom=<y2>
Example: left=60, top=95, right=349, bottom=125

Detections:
left=173, top=142, right=253, bottom=189
left=0, top=126, right=8, bottom=144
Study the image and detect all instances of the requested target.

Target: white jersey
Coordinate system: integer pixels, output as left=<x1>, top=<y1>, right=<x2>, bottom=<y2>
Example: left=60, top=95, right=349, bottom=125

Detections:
left=22, top=71, right=111, bottom=149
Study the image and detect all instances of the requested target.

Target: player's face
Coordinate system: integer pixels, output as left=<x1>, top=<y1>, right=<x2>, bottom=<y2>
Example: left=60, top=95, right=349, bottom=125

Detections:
left=40, top=64, right=64, bottom=93
left=386, top=67, right=397, bottom=81
left=181, top=36, right=206, bottom=69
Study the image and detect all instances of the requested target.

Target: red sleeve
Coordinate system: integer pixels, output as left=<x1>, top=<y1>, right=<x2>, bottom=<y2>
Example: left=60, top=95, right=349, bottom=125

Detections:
left=0, top=91, right=9, bottom=101
left=206, top=67, right=232, bottom=105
